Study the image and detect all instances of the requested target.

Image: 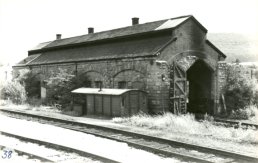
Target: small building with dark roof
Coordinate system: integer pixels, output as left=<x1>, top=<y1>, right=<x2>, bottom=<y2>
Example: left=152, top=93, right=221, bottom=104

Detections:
left=13, top=15, right=226, bottom=115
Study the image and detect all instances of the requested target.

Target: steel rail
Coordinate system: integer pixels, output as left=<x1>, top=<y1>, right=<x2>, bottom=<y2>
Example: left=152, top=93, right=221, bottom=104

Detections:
left=0, top=144, right=54, bottom=162
left=1, top=108, right=258, bottom=163
left=214, top=118, right=258, bottom=129
left=0, top=131, right=119, bottom=163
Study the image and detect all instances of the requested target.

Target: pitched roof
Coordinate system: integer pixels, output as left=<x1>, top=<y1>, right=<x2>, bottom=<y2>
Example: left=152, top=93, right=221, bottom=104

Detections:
left=15, top=15, right=215, bottom=66
left=29, top=15, right=200, bottom=54
left=15, top=54, right=41, bottom=67
left=206, top=40, right=226, bottom=58
left=26, top=34, right=172, bottom=65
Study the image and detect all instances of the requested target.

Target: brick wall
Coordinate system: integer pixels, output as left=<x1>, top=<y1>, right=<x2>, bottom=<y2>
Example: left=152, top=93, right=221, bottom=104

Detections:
left=12, top=18, right=226, bottom=115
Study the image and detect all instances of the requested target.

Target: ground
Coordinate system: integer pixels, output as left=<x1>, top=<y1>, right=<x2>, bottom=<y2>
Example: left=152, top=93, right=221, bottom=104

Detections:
left=0, top=114, right=178, bottom=163
left=0, top=103, right=257, bottom=158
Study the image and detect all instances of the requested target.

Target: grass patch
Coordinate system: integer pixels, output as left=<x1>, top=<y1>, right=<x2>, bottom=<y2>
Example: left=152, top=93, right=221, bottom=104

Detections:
left=113, top=113, right=258, bottom=145
left=0, top=99, right=61, bottom=113
left=228, top=105, right=258, bottom=123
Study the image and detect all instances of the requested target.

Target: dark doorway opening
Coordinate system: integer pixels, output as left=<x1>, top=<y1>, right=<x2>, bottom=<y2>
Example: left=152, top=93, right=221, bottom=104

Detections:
left=186, top=60, right=213, bottom=114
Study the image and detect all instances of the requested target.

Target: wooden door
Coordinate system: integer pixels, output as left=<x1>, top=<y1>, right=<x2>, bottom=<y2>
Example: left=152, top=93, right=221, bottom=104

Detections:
left=86, top=95, right=94, bottom=115
left=129, top=92, right=139, bottom=116
left=95, top=95, right=102, bottom=115
left=103, top=96, right=111, bottom=116
left=169, top=61, right=188, bottom=114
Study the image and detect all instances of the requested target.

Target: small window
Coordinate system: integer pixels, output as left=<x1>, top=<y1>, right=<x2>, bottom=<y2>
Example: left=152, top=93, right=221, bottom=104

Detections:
left=118, top=81, right=127, bottom=89
left=95, top=81, right=102, bottom=88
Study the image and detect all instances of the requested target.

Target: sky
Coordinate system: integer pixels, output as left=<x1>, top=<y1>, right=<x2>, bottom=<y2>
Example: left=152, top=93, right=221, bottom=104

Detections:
left=0, top=0, right=258, bottom=66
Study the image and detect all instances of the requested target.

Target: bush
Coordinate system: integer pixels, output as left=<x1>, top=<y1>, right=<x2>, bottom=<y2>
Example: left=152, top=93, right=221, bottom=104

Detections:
left=23, top=72, right=41, bottom=99
left=223, top=65, right=257, bottom=114
left=254, top=90, right=258, bottom=106
left=229, top=105, right=258, bottom=121
left=16, top=69, right=41, bottom=99
left=45, top=69, right=90, bottom=108
left=0, top=81, right=27, bottom=104
left=27, top=97, right=43, bottom=106
left=1, top=69, right=41, bottom=105
left=113, top=113, right=258, bottom=144
left=229, top=109, right=250, bottom=120
left=45, top=68, right=75, bottom=107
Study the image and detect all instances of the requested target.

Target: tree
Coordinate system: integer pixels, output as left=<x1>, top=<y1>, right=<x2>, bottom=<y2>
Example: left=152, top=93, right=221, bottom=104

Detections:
left=0, top=69, right=32, bottom=104
left=45, top=68, right=75, bottom=106
left=223, top=65, right=257, bottom=114
left=45, top=69, right=90, bottom=108
left=0, top=81, right=27, bottom=104
left=14, top=69, right=41, bottom=99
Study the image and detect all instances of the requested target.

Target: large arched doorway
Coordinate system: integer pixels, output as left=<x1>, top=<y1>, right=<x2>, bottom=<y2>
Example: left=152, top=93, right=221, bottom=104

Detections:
left=186, top=60, right=213, bottom=114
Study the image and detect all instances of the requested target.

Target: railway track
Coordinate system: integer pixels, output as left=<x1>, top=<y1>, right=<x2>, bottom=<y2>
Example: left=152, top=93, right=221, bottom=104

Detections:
left=0, top=131, right=118, bottom=163
left=0, top=144, right=53, bottom=162
left=1, top=108, right=258, bottom=163
left=195, top=114, right=258, bottom=130
left=214, top=118, right=258, bottom=129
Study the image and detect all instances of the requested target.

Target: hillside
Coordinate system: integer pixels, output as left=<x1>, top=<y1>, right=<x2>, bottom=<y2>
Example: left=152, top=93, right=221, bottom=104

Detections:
left=208, top=33, right=258, bottom=62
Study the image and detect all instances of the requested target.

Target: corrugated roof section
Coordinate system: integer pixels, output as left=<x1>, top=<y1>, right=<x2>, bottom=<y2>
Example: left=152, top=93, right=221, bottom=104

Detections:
left=72, top=88, right=139, bottom=95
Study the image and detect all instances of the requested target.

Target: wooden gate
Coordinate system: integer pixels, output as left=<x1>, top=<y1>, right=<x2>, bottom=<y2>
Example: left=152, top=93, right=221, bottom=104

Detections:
left=169, top=61, right=188, bottom=114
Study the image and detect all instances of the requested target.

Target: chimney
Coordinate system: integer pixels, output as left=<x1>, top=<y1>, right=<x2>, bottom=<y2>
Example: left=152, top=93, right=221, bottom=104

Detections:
left=132, top=17, right=139, bottom=25
left=56, top=34, right=62, bottom=40
left=88, top=27, right=94, bottom=34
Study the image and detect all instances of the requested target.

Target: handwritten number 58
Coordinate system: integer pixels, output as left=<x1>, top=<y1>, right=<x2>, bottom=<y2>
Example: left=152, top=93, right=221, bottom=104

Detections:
left=2, top=150, right=12, bottom=159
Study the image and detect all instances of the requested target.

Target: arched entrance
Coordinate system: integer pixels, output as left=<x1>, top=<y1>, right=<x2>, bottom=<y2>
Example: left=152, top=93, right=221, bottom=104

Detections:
left=186, top=60, right=213, bottom=114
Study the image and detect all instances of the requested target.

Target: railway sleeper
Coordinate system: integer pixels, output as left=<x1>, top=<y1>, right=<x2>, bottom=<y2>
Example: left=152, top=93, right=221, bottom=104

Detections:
left=1, top=109, right=258, bottom=163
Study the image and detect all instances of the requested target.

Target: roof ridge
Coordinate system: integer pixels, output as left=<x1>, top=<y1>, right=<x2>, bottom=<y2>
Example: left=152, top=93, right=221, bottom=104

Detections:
left=169, top=15, right=193, bottom=20
left=50, top=19, right=169, bottom=42
left=29, top=15, right=193, bottom=53
left=45, top=15, right=192, bottom=42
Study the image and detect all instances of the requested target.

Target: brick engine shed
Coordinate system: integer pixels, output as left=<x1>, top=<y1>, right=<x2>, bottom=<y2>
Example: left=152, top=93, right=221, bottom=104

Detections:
left=13, top=15, right=226, bottom=116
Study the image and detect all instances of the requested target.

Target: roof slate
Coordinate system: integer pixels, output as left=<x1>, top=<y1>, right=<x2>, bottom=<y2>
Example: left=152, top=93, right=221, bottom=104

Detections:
left=14, top=15, right=226, bottom=67
left=15, top=54, right=41, bottom=67
left=27, top=35, right=171, bottom=65
left=205, top=40, right=226, bottom=58
left=30, top=15, right=192, bottom=52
